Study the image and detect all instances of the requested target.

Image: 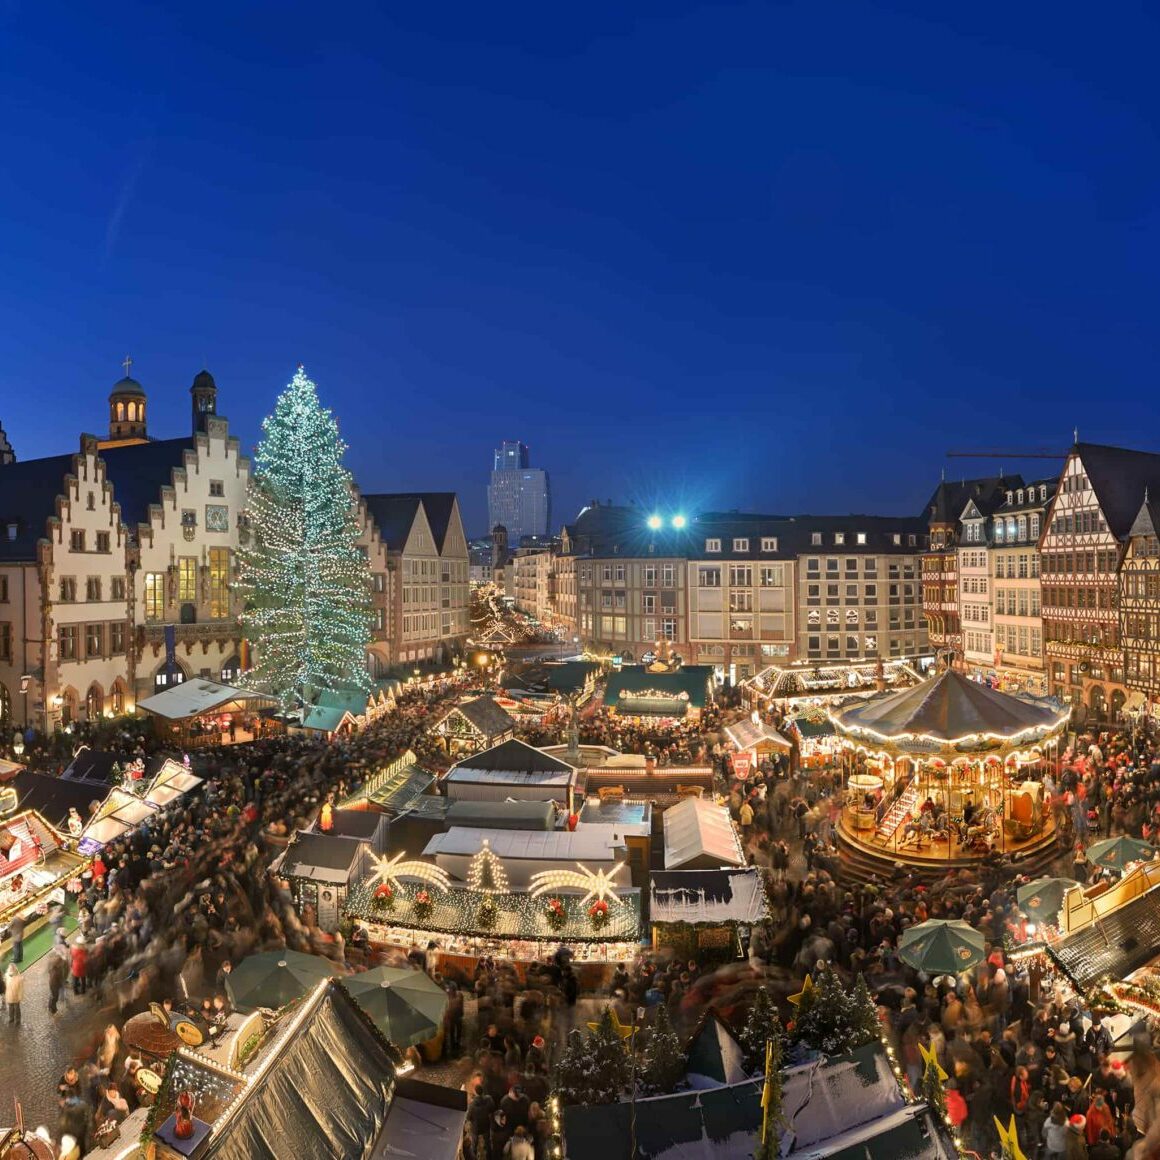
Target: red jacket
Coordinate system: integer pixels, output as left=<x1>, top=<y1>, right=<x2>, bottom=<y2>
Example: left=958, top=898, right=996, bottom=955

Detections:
left=946, top=1088, right=968, bottom=1127
left=69, top=946, right=87, bottom=978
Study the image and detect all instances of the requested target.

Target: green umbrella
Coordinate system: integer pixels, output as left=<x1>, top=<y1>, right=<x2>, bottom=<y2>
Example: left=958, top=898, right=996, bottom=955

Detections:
left=1016, top=877, right=1078, bottom=923
left=898, top=919, right=985, bottom=975
left=226, top=950, right=335, bottom=1013
left=341, top=967, right=448, bottom=1048
left=1085, top=836, right=1156, bottom=873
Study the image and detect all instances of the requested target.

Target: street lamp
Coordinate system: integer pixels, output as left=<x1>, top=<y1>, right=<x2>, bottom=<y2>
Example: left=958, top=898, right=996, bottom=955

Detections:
left=671, top=514, right=687, bottom=528
left=646, top=514, right=662, bottom=530
left=12, top=731, right=23, bottom=757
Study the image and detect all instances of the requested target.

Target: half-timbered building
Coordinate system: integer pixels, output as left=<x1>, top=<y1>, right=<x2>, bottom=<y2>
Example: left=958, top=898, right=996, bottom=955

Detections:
left=1041, top=443, right=1160, bottom=719
left=1121, top=492, right=1160, bottom=713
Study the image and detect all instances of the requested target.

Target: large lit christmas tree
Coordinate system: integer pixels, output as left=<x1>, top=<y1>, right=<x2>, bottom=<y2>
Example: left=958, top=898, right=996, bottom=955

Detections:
left=238, top=366, right=372, bottom=711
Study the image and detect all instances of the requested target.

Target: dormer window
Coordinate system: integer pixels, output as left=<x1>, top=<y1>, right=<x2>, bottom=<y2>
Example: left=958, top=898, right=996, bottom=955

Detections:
left=856, top=533, right=867, bottom=545
left=5, top=523, right=16, bottom=542
left=761, top=537, right=778, bottom=552
left=1040, top=485, right=1047, bottom=501
left=705, top=538, right=721, bottom=553
left=834, top=533, right=845, bottom=545
left=733, top=538, right=749, bottom=552
left=1007, top=491, right=1013, bottom=504
left=811, top=532, right=822, bottom=545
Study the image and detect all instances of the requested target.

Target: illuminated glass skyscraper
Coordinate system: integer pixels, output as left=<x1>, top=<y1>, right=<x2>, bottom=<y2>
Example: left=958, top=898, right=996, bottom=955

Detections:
left=488, top=440, right=550, bottom=544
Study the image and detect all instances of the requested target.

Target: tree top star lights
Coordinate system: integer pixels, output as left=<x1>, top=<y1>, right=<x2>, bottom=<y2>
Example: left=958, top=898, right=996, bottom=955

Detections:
left=238, top=366, right=373, bottom=712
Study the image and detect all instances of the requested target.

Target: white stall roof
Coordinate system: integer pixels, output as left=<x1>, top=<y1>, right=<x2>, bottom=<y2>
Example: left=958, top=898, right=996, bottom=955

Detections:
left=446, top=739, right=577, bottom=787
left=724, top=719, right=793, bottom=751
left=423, top=826, right=624, bottom=862
left=662, top=796, right=747, bottom=870
left=143, top=759, right=204, bottom=807
left=137, top=680, right=267, bottom=720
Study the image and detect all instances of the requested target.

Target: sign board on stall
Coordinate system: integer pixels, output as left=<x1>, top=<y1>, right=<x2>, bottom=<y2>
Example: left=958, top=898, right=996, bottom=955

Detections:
left=732, top=752, right=752, bottom=780
left=697, top=927, right=733, bottom=949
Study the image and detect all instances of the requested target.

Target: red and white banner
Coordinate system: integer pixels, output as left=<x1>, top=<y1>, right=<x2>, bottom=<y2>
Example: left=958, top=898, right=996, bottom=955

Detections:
left=732, top=752, right=752, bottom=780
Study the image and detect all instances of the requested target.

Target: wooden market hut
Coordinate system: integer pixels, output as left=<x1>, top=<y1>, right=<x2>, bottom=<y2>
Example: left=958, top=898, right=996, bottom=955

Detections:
left=662, top=796, right=747, bottom=870
left=432, top=695, right=517, bottom=754
left=269, top=830, right=374, bottom=933
left=649, top=867, right=768, bottom=960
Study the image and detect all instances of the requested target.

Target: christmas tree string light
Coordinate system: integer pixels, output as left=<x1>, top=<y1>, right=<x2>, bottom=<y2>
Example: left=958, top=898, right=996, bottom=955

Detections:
left=237, top=366, right=372, bottom=712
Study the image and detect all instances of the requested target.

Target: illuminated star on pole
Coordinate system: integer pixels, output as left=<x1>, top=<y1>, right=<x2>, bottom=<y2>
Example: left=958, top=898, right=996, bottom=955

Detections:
left=588, top=1007, right=635, bottom=1040
left=529, top=862, right=625, bottom=907
left=787, top=974, right=816, bottom=1007
left=369, top=851, right=451, bottom=894
left=918, top=1041, right=948, bottom=1083
left=993, top=1114, right=1027, bottom=1160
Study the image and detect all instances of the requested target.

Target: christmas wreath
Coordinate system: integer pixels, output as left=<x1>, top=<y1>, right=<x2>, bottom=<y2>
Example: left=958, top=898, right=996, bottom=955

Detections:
left=373, top=883, right=395, bottom=911
left=588, top=900, right=609, bottom=929
left=413, top=890, right=433, bottom=922
left=545, top=897, right=568, bottom=931
left=477, top=897, right=498, bottom=931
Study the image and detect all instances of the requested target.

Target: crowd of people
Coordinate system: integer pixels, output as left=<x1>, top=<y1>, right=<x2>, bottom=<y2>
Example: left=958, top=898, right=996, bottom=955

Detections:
left=11, top=658, right=1160, bottom=1160
left=5, top=678, right=471, bottom=1157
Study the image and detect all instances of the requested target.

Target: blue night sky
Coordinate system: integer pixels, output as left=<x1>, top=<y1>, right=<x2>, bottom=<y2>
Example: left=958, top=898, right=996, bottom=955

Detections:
left=2, top=1, right=1159, bottom=535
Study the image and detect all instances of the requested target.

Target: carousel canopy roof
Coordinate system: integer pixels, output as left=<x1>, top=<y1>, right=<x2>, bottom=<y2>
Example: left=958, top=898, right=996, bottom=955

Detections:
left=831, top=668, right=1067, bottom=746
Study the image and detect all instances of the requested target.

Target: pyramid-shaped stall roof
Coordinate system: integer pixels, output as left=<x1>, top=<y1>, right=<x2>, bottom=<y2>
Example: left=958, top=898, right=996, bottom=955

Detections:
left=832, top=668, right=1067, bottom=750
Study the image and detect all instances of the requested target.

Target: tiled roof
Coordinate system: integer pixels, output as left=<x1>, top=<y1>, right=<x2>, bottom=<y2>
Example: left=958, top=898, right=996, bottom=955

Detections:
left=362, top=493, right=423, bottom=549
left=442, top=695, right=516, bottom=739
left=922, top=475, right=1015, bottom=527
left=362, top=492, right=461, bottom=553
left=0, top=451, right=77, bottom=561
left=1076, top=442, right=1160, bottom=541
left=99, top=437, right=197, bottom=529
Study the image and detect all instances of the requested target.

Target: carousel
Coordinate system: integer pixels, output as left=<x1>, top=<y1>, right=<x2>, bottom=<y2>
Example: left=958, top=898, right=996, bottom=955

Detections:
left=832, top=663, right=1069, bottom=870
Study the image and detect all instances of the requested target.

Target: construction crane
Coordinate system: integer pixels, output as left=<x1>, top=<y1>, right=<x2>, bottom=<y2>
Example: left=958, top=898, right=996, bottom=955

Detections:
left=945, top=449, right=1066, bottom=459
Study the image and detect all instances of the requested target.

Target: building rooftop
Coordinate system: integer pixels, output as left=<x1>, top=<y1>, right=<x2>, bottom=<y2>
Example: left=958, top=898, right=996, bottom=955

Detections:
left=423, top=825, right=626, bottom=863
left=446, top=738, right=577, bottom=785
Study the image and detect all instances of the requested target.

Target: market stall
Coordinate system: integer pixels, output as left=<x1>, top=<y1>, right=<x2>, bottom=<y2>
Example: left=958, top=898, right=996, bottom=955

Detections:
left=77, top=788, right=159, bottom=855
left=0, top=808, right=88, bottom=956
left=344, top=842, right=643, bottom=988
left=723, top=718, right=793, bottom=767
left=602, top=665, right=715, bottom=724
left=137, top=679, right=277, bottom=747
left=431, top=695, right=516, bottom=754
left=649, top=867, right=768, bottom=959
left=142, top=758, right=205, bottom=808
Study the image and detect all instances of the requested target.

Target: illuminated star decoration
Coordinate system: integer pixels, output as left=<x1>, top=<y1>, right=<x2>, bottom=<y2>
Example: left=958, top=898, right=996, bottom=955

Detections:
left=369, top=851, right=452, bottom=894
left=529, top=862, right=625, bottom=907
left=588, top=1007, right=635, bottom=1040
left=993, top=1114, right=1027, bottom=1160
left=918, top=1041, right=948, bottom=1083
left=787, top=974, right=816, bottom=1007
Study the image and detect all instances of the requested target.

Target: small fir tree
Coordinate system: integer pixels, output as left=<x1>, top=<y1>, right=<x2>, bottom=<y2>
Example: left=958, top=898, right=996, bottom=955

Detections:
left=640, top=1005, right=686, bottom=1095
left=238, top=367, right=372, bottom=711
left=553, top=1012, right=631, bottom=1106
left=791, top=968, right=879, bottom=1057
left=739, top=987, right=783, bottom=1074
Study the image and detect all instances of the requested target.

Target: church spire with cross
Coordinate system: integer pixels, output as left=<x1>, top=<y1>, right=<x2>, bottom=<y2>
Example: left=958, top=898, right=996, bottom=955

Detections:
left=104, top=356, right=149, bottom=445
